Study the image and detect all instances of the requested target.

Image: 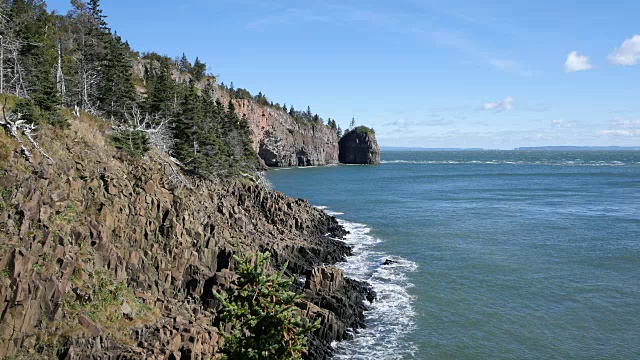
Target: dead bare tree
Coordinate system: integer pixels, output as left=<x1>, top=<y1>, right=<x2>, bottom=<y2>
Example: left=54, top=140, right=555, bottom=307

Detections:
left=114, top=105, right=190, bottom=188
left=1, top=99, right=53, bottom=163
left=56, top=38, right=66, bottom=98
left=0, top=21, right=31, bottom=98
left=1, top=35, right=4, bottom=94
left=115, top=104, right=172, bottom=152
left=0, top=5, right=5, bottom=94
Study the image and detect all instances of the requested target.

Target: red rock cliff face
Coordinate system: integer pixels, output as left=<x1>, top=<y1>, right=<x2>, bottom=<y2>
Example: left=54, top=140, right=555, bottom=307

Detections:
left=217, top=90, right=339, bottom=167
left=133, top=60, right=339, bottom=168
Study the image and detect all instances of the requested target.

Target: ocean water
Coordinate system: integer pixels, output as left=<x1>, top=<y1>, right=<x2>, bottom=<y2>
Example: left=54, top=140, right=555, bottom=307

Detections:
left=267, top=151, right=640, bottom=360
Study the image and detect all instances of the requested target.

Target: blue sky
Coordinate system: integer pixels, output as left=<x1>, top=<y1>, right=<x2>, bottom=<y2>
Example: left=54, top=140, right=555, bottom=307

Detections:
left=47, top=0, right=640, bottom=149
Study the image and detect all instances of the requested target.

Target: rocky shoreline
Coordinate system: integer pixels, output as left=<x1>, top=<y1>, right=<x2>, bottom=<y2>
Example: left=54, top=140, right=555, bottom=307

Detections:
left=0, top=115, right=374, bottom=359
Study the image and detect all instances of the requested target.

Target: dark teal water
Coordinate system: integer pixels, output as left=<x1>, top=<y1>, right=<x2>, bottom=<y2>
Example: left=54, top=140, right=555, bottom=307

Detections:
left=267, top=151, right=640, bottom=360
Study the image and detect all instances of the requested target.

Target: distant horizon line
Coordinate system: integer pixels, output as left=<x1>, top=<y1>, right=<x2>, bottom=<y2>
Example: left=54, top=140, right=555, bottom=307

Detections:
left=381, top=146, right=640, bottom=151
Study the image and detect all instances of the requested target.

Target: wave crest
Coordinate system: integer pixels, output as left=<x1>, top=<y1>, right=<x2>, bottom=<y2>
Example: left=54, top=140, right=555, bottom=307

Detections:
left=319, top=212, right=419, bottom=359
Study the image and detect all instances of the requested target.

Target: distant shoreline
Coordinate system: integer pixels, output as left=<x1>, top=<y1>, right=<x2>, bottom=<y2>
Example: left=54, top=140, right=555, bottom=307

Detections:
left=381, top=146, right=640, bottom=151
left=514, top=146, right=640, bottom=151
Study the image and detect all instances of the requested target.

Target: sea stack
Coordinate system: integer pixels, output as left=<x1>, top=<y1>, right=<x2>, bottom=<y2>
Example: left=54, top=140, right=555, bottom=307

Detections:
left=338, top=126, right=381, bottom=165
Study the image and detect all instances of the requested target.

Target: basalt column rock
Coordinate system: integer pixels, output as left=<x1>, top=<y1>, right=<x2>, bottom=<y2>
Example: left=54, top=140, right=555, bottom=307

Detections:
left=0, top=115, right=364, bottom=359
left=338, top=126, right=381, bottom=165
left=301, top=266, right=376, bottom=359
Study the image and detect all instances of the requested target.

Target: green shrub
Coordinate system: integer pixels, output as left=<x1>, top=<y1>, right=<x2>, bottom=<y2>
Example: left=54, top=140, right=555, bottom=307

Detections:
left=111, top=129, right=150, bottom=157
left=215, top=251, right=319, bottom=360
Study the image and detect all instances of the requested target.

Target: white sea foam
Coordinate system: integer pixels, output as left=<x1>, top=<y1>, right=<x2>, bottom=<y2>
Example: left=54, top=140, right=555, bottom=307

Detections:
left=316, top=210, right=419, bottom=359
left=315, top=205, right=345, bottom=216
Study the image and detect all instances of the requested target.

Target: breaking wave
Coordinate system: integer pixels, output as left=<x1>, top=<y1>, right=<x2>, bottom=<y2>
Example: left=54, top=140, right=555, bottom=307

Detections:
left=318, top=207, right=419, bottom=359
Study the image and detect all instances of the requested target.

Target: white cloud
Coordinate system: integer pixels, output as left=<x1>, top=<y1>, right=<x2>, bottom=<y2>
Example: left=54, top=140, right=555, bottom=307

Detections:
left=564, top=51, right=593, bottom=72
left=483, top=96, right=513, bottom=112
left=599, top=118, right=640, bottom=137
left=383, top=118, right=454, bottom=132
left=608, top=35, right=640, bottom=65
left=551, top=119, right=577, bottom=128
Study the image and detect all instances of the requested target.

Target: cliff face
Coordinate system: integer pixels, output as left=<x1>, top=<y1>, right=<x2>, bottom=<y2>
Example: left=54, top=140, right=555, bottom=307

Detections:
left=216, top=91, right=339, bottom=168
left=0, top=114, right=369, bottom=359
left=133, top=59, right=340, bottom=168
left=338, top=127, right=381, bottom=165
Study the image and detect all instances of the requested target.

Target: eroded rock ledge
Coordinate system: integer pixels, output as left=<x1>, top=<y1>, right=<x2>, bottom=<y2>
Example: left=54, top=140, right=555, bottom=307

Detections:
left=0, top=117, right=372, bottom=359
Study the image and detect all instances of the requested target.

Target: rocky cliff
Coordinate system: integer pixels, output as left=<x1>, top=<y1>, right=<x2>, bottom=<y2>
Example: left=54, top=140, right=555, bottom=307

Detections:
left=216, top=91, right=339, bottom=168
left=338, top=127, right=381, bottom=165
left=0, top=113, right=371, bottom=359
left=132, top=59, right=340, bottom=168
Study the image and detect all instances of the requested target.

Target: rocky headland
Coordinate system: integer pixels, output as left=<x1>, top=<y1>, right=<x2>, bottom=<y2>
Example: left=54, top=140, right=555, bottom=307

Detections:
left=338, top=126, right=381, bottom=165
left=0, top=113, right=373, bottom=359
left=218, top=93, right=340, bottom=168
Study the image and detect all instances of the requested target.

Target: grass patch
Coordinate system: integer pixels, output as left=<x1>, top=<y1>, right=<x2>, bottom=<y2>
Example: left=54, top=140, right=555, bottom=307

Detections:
left=0, top=94, right=19, bottom=109
left=0, top=187, right=11, bottom=212
left=0, top=131, right=14, bottom=165
left=35, top=270, right=159, bottom=356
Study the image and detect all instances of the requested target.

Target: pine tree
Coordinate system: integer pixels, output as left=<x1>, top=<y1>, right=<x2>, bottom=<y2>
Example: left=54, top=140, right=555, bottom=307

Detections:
left=172, top=84, right=206, bottom=174
left=10, top=0, right=67, bottom=127
left=146, top=58, right=175, bottom=117
left=200, top=86, right=229, bottom=174
left=192, top=57, right=206, bottom=81
left=31, top=47, right=66, bottom=126
left=178, top=52, right=190, bottom=72
left=214, top=251, right=320, bottom=360
left=111, top=127, right=150, bottom=157
left=69, top=0, right=110, bottom=112
left=99, top=34, right=135, bottom=120
left=88, top=0, right=108, bottom=31
left=223, top=100, right=258, bottom=173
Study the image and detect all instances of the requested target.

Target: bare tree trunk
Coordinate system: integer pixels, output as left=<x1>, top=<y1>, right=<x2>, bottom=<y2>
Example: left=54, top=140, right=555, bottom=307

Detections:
left=56, top=38, right=66, bottom=100
left=1, top=35, right=4, bottom=94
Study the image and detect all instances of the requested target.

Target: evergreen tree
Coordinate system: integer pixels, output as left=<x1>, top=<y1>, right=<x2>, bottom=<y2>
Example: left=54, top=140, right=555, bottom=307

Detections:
left=99, top=34, right=135, bottom=120
left=336, top=125, right=342, bottom=138
left=111, top=127, right=150, bottom=157
left=172, top=84, right=206, bottom=174
left=69, top=0, right=110, bottom=112
left=349, top=117, right=355, bottom=129
left=214, top=251, right=320, bottom=360
left=178, top=52, right=190, bottom=72
left=146, top=58, right=175, bottom=117
left=9, top=0, right=66, bottom=126
left=223, top=100, right=258, bottom=173
left=88, top=0, right=108, bottom=31
left=192, top=57, right=206, bottom=81
left=200, top=86, right=229, bottom=174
